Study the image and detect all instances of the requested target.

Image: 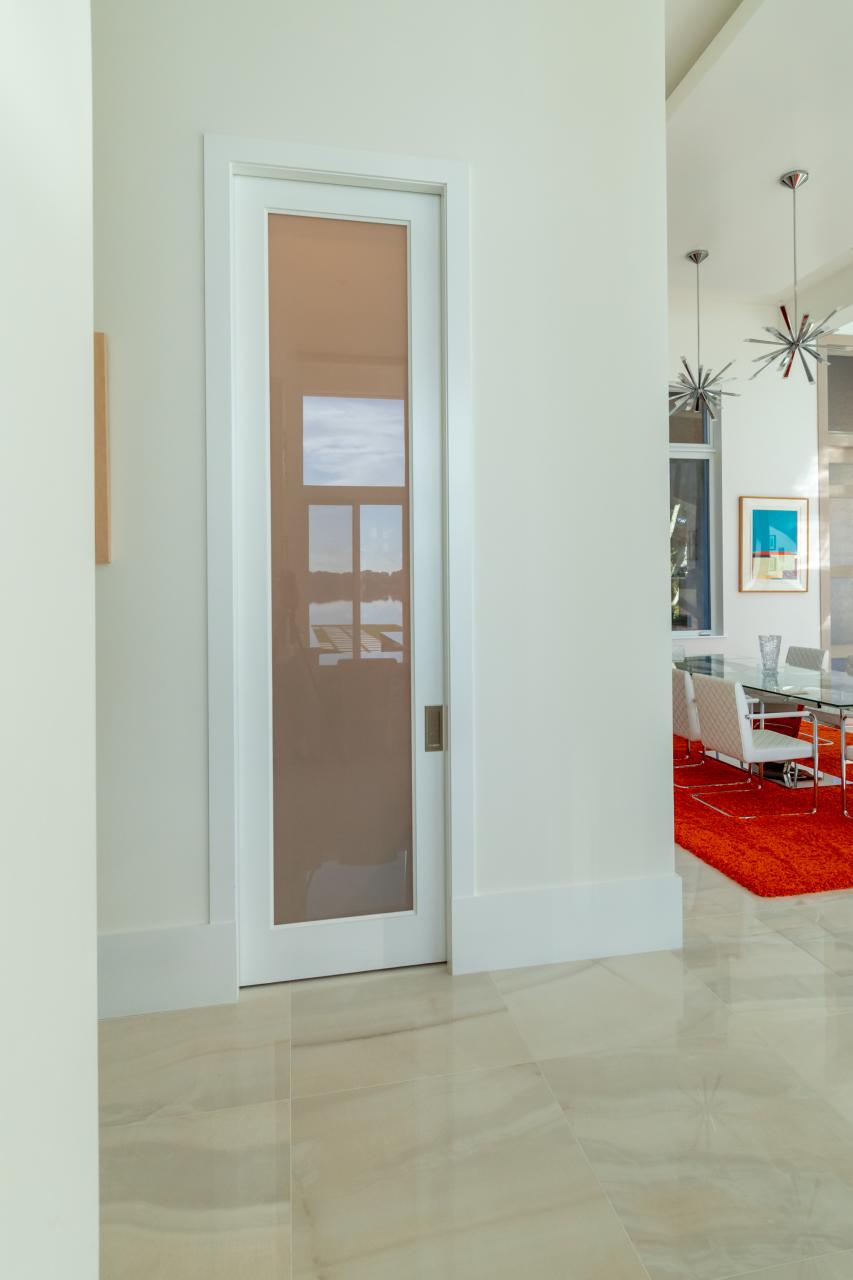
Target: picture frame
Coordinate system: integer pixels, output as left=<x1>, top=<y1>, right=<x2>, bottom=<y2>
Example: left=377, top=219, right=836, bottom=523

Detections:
left=739, top=495, right=808, bottom=593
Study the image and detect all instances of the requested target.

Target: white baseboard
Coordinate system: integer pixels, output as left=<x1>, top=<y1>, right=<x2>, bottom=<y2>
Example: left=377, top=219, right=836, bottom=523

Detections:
left=449, top=873, right=683, bottom=975
left=98, top=921, right=238, bottom=1019
left=98, top=878, right=682, bottom=1014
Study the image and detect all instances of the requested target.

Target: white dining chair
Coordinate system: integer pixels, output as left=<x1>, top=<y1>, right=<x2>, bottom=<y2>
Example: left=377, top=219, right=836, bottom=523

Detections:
left=753, top=644, right=832, bottom=756
left=786, top=645, right=829, bottom=671
left=691, top=674, right=819, bottom=818
left=672, top=667, right=701, bottom=759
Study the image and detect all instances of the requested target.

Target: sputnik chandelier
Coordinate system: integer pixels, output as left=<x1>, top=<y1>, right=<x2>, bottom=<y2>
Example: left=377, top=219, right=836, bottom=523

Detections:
left=747, top=170, right=838, bottom=383
left=669, top=249, right=737, bottom=420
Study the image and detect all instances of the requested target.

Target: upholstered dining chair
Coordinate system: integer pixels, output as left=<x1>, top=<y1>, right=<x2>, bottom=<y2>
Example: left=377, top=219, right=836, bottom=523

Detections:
left=786, top=645, right=829, bottom=671
left=753, top=645, right=830, bottom=746
left=691, top=674, right=819, bottom=818
left=672, top=666, right=701, bottom=759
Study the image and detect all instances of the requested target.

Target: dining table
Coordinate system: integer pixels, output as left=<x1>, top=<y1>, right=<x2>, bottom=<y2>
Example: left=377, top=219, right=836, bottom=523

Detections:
left=674, top=652, right=853, bottom=813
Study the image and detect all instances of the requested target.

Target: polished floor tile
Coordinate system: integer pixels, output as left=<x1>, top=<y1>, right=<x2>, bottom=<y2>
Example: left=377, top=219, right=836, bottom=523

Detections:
left=492, top=949, right=733, bottom=1061
left=676, top=931, right=853, bottom=1015
left=290, top=964, right=530, bottom=1096
left=100, top=984, right=291, bottom=1126
left=725, top=1251, right=853, bottom=1278
left=793, top=896, right=853, bottom=937
left=100, top=1100, right=291, bottom=1278
left=790, top=929, right=853, bottom=977
left=541, top=1038, right=853, bottom=1280
left=99, top=848, right=853, bottom=1279
left=291, top=1064, right=649, bottom=1278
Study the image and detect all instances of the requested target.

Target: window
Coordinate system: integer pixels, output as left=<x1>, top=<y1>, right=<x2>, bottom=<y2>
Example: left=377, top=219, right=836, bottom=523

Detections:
left=670, top=405, right=722, bottom=634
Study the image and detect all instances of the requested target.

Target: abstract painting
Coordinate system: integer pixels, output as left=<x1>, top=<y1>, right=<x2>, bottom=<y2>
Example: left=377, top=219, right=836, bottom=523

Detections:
left=739, top=496, right=808, bottom=592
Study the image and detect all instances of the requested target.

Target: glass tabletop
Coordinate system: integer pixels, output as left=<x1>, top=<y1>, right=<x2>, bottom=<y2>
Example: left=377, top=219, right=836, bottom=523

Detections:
left=675, top=653, right=853, bottom=710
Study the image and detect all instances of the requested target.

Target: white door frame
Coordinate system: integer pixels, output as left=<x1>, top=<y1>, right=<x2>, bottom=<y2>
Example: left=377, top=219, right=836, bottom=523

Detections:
left=203, top=134, right=474, bottom=975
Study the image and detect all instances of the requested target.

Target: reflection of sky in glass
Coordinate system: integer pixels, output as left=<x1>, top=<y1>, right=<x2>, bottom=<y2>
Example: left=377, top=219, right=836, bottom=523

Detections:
left=308, top=505, right=352, bottom=573
left=360, top=505, right=402, bottom=574
left=361, top=599, right=403, bottom=625
left=309, top=600, right=353, bottom=625
left=303, top=396, right=405, bottom=486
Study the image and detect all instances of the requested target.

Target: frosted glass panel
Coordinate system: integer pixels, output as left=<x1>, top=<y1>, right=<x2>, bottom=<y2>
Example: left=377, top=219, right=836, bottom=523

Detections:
left=268, top=213, right=412, bottom=925
left=829, top=463, right=853, bottom=487
left=828, top=353, right=853, bottom=433
left=831, top=578, right=853, bottom=647
left=830, top=498, right=853, bottom=566
left=669, top=406, right=707, bottom=445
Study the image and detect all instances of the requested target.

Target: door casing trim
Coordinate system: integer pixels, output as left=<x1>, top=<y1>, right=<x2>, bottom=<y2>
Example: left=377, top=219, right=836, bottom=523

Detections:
left=203, top=134, right=474, bottom=976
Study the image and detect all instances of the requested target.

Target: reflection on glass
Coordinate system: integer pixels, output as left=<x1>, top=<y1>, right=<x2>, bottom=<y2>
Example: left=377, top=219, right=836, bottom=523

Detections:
left=670, top=458, right=711, bottom=632
left=360, top=504, right=403, bottom=662
left=309, top=601, right=353, bottom=663
left=360, top=503, right=403, bottom=573
left=308, top=504, right=352, bottom=573
left=268, top=212, right=412, bottom=925
left=303, top=396, right=405, bottom=485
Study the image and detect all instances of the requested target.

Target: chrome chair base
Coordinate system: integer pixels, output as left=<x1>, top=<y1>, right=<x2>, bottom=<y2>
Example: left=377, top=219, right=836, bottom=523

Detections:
left=691, top=762, right=819, bottom=820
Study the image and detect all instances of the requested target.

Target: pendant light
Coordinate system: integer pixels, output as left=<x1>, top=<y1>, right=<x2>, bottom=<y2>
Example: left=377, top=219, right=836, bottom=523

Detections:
left=669, top=249, right=737, bottom=421
left=747, top=170, right=837, bottom=383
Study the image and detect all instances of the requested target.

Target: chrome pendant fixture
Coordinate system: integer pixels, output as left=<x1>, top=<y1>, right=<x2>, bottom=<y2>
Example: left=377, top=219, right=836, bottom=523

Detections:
left=747, top=170, right=837, bottom=383
left=669, top=249, right=737, bottom=421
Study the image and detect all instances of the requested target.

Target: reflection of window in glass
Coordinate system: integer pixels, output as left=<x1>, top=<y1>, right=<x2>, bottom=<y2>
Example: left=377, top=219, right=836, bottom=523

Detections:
left=360, top=504, right=402, bottom=573
left=303, top=396, right=405, bottom=486
left=360, top=504, right=405, bottom=662
left=309, top=600, right=353, bottom=664
left=308, top=503, right=352, bottom=573
left=308, top=505, right=353, bottom=663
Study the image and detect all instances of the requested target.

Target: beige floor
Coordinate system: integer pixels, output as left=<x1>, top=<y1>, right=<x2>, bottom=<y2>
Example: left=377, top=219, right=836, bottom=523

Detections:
left=100, top=849, right=853, bottom=1280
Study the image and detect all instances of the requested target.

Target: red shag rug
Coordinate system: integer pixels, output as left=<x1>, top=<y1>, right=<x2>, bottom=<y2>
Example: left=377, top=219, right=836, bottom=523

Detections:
left=674, top=723, right=853, bottom=897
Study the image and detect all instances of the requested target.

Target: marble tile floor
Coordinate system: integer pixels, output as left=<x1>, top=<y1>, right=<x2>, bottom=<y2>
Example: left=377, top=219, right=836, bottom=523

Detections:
left=100, top=850, right=853, bottom=1279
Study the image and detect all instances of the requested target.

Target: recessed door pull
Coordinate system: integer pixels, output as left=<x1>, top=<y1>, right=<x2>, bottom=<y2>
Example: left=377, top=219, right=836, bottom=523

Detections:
left=424, top=705, right=444, bottom=752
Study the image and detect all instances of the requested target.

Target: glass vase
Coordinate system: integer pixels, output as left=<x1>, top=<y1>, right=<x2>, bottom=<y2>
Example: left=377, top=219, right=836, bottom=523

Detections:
left=758, top=634, right=782, bottom=672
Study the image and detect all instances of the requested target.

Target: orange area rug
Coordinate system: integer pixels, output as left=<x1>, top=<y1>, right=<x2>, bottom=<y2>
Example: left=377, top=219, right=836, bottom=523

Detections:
left=674, top=724, right=853, bottom=896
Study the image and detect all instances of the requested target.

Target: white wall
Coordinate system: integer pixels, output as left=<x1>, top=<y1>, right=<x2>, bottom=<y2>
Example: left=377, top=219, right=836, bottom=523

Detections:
left=669, top=291, right=821, bottom=658
left=0, top=1, right=99, bottom=1274
left=94, top=0, right=678, bottom=1007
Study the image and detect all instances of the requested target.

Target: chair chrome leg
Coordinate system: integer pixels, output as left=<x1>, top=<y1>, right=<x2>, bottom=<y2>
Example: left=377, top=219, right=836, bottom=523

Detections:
left=843, top=715, right=849, bottom=819
left=811, top=715, right=819, bottom=815
left=691, top=768, right=765, bottom=818
left=674, top=740, right=706, bottom=771
left=683, top=759, right=756, bottom=792
left=692, top=740, right=819, bottom=820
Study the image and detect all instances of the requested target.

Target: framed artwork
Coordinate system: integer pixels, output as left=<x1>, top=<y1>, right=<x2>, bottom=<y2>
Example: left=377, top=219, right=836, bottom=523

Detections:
left=739, top=496, right=808, bottom=593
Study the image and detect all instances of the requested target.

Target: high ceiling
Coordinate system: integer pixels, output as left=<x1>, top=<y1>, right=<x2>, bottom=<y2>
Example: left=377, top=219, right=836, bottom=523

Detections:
left=666, top=0, right=853, bottom=305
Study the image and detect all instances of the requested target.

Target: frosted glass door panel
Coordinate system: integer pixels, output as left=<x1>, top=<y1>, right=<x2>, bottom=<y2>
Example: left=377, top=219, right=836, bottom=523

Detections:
left=268, top=213, right=412, bottom=925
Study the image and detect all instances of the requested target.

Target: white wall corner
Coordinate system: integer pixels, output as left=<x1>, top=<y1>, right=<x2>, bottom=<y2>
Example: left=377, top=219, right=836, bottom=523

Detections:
left=449, top=875, right=683, bottom=975
left=98, top=922, right=238, bottom=1019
